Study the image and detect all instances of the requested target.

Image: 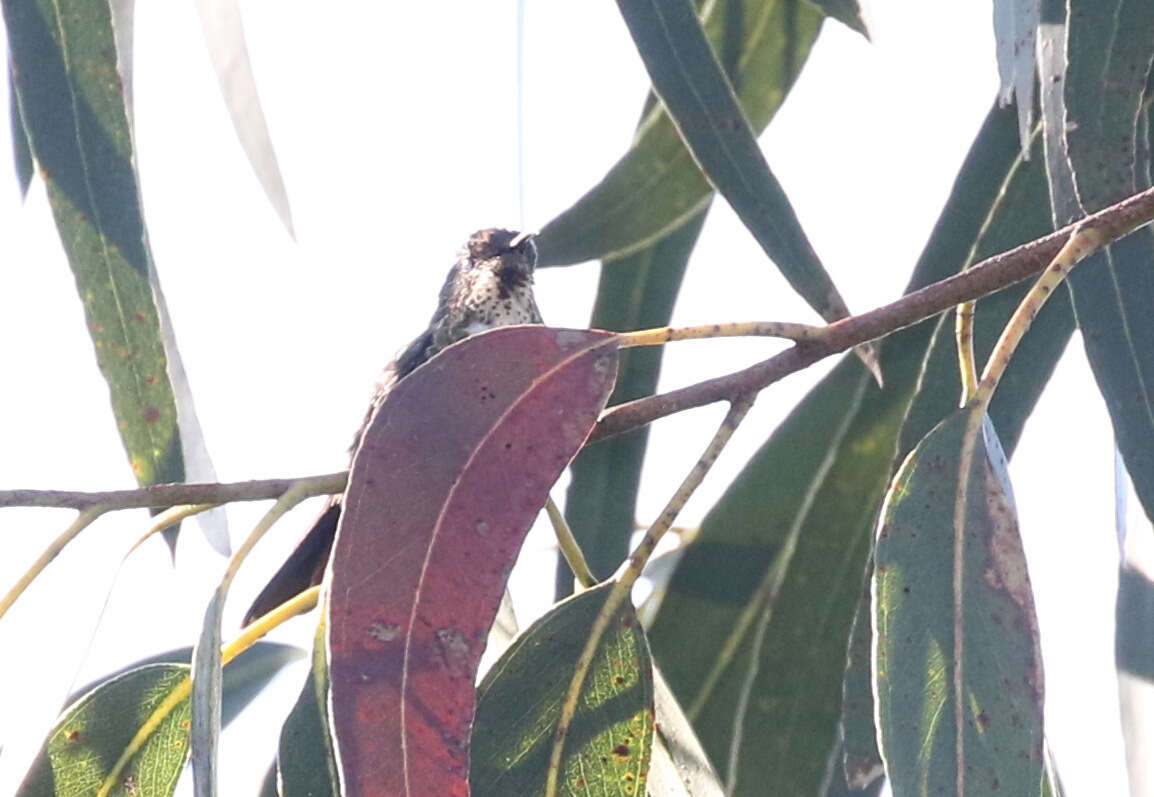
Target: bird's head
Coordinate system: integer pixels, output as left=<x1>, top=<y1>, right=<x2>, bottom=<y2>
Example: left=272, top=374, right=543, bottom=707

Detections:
left=460, top=228, right=538, bottom=295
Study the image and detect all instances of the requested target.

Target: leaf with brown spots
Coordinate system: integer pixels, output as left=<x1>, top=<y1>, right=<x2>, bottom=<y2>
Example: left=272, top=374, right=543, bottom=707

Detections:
left=4, top=0, right=226, bottom=554
left=1040, top=0, right=1154, bottom=525
left=326, top=326, right=619, bottom=797
left=473, top=583, right=655, bottom=797
left=17, top=665, right=191, bottom=797
left=872, top=406, right=1044, bottom=796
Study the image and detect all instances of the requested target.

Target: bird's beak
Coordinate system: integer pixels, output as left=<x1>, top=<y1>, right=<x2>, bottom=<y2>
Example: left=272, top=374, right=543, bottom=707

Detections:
left=510, top=230, right=536, bottom=249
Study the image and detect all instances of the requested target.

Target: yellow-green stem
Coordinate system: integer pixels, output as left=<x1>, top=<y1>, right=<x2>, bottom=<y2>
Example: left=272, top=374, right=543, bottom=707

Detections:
left=956, top=301, right=979, bottom=403
left=96, top=586, right=320, bottom=797
left=545, top=495, right=596, bottom=589
left=618, top=320, right=824, bottom=349
left=543, top=395, right=753, bottom=797
left=0, top=505, right=109, bottom=622
left=973, top=224, right=1105, bottom=410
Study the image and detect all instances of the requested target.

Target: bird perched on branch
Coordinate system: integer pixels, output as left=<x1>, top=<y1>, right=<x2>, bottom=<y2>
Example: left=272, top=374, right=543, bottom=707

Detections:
left=243, top=228, right=542, bottom=625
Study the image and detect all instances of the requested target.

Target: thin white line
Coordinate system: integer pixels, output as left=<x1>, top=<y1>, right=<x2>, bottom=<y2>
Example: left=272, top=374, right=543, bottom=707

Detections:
left=515, top=0, right=527, bottom=229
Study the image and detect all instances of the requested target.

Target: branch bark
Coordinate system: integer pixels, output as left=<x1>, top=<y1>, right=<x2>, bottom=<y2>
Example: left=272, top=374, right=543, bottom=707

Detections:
left=591, top=184, right=1154, bottom=442
left=7, top=186, right=1154, bottom=511
left=0, top=472, right=347, bottom=510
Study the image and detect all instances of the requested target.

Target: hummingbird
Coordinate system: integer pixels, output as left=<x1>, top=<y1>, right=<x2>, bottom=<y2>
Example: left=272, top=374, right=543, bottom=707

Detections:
left=242, top=228, right=542, bottom=625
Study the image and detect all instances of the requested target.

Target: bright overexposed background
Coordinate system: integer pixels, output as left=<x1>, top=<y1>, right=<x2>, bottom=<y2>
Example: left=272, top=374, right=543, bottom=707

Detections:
left=0, top=1, right=1141, bottom=794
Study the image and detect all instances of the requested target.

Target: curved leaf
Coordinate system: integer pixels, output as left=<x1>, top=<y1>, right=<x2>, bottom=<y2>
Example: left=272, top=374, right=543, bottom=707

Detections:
left=647, top=105, right=1031, bottom=795
left=2, top=0, right=226, bottom=553
left=810, top=0, right=868, bottom=37
left=18, top=665, right=191, bottom=797
left=1041, top=0, right=1154, bottom=524
left=193, top=0, right=294, bottom=234
left=4, top=0, right=181, bottom=487
left=8, top=66, right=32, bottom=197
left=327, top=326, right=619, bottom=796
left=839, top=582, right=882, bottom=792
left=873, top=410, right=1044, bottom=796
left=1118, top=566, right=1154, bottom=683
left=612, top=0, right=854, bottom=323
left=278, top=614, right=340, bottom=797
left=536, top=0, right=822, bottom=267
left=473, top=583, right=654, bottom=796
left=558, top=0, right=866, bottom=601
left=649, top=666, right=723, bottom=797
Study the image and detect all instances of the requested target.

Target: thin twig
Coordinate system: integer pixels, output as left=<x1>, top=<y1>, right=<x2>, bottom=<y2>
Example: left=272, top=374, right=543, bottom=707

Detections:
left=592, top=184, right=1154, bottom=442
left=974, top=223, right=1106, bottom=407
left=0, top=472, right=347, bottom=511
left=618, top=320, right=824, bottom=347
left=0, top=505, right=110, bottom=621
left=543, top=395, right=754, bottom=797
left=95, top=586, right=321, bottom=797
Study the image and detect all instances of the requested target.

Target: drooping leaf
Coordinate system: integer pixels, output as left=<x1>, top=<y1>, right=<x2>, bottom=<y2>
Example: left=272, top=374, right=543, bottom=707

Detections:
left=808, top=0, right=868, bottom=37
left=993, top=0, right=1039, bottom=154
left=18, top=665, right=191, bottom=797
left=8, top=65, right=33, bottom=197
left=191, top=594, right=225, bottom=796
left=851, top=116, right=1069, bottom=792
left=559, top=208, right=706, bottom=597
left=1064, top=0, right=1154, bottom=212
left=278, top=612, right=340, bottom=797
left=1116, top=565, right=1154, bottom=794
left=609, top=0, right=857, bottom=326
left=873, top=409, right=1044, bottom=796
left=838, top=581, right=882, bottom=792
left=472, top=583, right=655, bottom=796
left=536, top=0, right=823, bottom=267
left=2, top=0, right=221, bottom=552
left=326, top=326, right=619, bottom=796
left=1040, top=0, right=1154, bottom=524
left=193, top=0, right=294, bottom=234
left=647, top=664, right=724, bottom=796
left=560, top=0, right=842, bottom=605
left=646, top=104, right=1033, bottom=795
left=1118, top=566, right=1154, bottom=682
left=649, top=355, right=873, bottom=795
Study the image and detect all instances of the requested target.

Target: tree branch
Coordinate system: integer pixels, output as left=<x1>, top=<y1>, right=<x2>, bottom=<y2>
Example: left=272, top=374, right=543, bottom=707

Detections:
left=8, top=186, right=1154, bottom=510
left=0, top=472, right=348, bottom=511
left=591, top=184, right=1154, bottom=442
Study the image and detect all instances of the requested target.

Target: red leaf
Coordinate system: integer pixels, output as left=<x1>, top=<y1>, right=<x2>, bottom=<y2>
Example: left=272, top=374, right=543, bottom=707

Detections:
left=327, top=326, right=619, bottom=797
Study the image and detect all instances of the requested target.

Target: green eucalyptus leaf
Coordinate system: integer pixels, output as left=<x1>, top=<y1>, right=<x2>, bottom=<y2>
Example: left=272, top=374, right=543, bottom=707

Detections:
left=18, top=665, right=191, bottom=797
left=611, top=0, right=856, bottom=324
left=647, top=104, right=1027, bottom=795
left=536, top=0, right=822, bottom=268
left=473, top=583, right=654, bottom=796
left=874, top=410, right=1044, bottom=797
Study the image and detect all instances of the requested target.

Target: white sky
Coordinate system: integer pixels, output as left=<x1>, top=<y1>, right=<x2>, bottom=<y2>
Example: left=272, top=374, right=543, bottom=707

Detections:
left=0, top=1, right=1142, bottom=795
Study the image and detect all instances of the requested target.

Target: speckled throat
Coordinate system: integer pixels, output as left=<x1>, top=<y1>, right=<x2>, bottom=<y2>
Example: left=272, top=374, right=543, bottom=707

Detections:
left=430, top=229, right=543, bottom=351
